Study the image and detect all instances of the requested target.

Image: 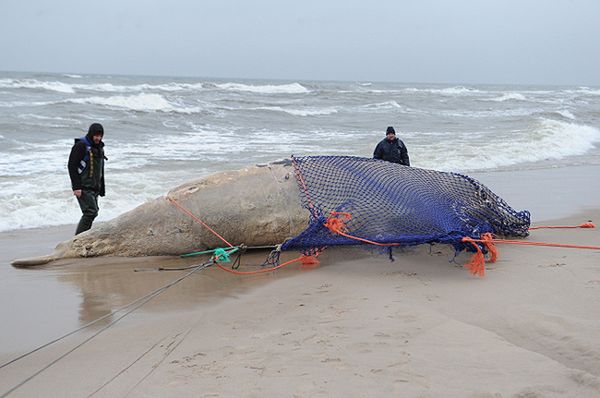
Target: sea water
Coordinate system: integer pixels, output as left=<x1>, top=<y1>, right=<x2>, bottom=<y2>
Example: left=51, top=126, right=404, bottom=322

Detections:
left=1, top=71, right=599, bottom=231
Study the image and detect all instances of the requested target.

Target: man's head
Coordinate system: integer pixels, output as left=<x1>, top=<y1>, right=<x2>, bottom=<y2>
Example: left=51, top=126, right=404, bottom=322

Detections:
left=386, top=126, right=396, bottom=141
left=87, top=123, right=104, bottom=144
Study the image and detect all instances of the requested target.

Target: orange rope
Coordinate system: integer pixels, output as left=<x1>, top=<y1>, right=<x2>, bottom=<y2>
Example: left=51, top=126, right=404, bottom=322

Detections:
left=461, top=233, right=499, bottom=277
left=167, top=196, right=233, bottom=247
left=529, top=222, right=595, bottom=230
left=463, top=236, right=600, bottom=251
left=325, top=212, right=600, bottom=278
left=324, top=212, right=403, bottom=247
left=214, top=254, right=318, bottom=275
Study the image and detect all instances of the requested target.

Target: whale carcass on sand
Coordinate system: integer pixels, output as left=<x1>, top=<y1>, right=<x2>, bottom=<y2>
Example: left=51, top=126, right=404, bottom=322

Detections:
left=12, top=160, right=308, bottom=267
left=11, top=156, right=531, bottom=268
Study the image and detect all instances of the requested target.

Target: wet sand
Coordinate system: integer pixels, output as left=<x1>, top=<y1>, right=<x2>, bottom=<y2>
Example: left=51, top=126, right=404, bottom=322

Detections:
left=1, top=165, right=600, bottom=397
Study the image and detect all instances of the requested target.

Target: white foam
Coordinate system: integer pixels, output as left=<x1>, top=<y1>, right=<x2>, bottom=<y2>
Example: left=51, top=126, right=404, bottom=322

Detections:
left=214, top=82, right=309, bottom=94
left=415, top=119, right=600, bottom=171
left=576, top=87, right=600, bottom=96
left=252, top=106, right=338, bottom=116
left=0, top=78, right=75, bottom=93
left=403, top=86, right=483, bottom=95
left=71, top=82, right=205, bottom=93
left=440, top=108, right=544, bottom=119
left=485, top=92, right=527, bottom=102
left=361, top=101, right=403, bottom=110
left=555, top=110, right=576, bottom=120
left=0, top=175, right=169, bottom=232
left=67, top=93, right=201, bottom=113
left=0, top=78, right=207, bottom=94
left=17, top=113, right=79, bottom=123
left=63, top=74, right=82, bottom=78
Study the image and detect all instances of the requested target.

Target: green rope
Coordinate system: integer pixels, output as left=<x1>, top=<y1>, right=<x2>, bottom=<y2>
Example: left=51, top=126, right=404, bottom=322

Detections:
left=213, top=247, right=239, bottom=263
left=180, top=248, right=217, bottom=258
left=180, top=246, right=242, bottom=265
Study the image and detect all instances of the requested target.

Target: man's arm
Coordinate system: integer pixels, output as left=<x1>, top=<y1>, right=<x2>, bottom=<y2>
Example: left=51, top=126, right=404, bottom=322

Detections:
left=67, top=143, right=85, bottom=191
left=373, top=142, right=383, bottom=160
left=400, top=142, right=410, bottom=166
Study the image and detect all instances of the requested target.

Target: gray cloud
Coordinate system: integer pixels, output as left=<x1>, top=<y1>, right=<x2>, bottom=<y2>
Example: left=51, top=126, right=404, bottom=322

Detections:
left=1, top=0, right=598, bottom=85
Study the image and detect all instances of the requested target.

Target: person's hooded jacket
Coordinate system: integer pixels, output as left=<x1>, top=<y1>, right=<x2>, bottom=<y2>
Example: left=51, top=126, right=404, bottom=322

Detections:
left=68, top=123, right=106, bottom=196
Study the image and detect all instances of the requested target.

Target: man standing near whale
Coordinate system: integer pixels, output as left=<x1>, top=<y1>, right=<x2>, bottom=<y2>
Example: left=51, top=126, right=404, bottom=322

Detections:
left=68, top=123, right=106, bottom=235
left=373, top=126, right=410, bottom=166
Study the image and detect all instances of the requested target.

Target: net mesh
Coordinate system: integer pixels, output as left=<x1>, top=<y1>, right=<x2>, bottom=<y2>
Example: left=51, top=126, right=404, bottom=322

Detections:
left=281, top=156, right=530, bottom=254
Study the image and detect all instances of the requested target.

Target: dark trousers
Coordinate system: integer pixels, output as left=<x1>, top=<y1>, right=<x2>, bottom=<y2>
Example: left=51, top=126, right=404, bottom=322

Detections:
left=75, top=190, right=99, bottom=235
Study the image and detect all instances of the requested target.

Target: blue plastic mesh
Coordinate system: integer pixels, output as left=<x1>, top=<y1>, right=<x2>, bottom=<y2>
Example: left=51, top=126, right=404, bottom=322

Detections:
left=281, top=156, right=530, bottom=254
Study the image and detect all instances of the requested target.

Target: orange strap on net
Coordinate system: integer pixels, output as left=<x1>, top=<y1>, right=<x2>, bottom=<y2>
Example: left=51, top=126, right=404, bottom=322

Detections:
left=529, top=222, right=595, bottom=230
left=324, top=212, right=402, bottom=247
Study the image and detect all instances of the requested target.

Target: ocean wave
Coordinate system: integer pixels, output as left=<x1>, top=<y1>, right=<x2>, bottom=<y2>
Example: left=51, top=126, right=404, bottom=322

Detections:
left=0, top=78, right=207, bottom=94
left=441, top=108, right=545, bottom=119
left=0, top=175, right=166, bottom=232
left=403, top=86, right=483, bottom=95
left=213, top=82, right=309, bottom=94
left=361, top=101, right=404, bottom=110
left=67, top=93, right=202, bottom=113
left=71, top=82, right=205, bottom=93
left=16, top=113, right=80, bottom=123
left=252, top=106, right=338, bottom=116
left=417, top=119, right=600, bottom=171
left=572, top=87, right=600, bottom=96
left=484, top=92, right=528, bottom=102
left=555, top=110, right=576, bottom=120
left=0, top=100, right=55, bottom=108
left=0, top=78, right=75, bottom=93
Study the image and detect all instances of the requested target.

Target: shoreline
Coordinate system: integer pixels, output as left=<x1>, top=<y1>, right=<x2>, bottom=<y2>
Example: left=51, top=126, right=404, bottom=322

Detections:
left=1, top=164, right=599, bottom=397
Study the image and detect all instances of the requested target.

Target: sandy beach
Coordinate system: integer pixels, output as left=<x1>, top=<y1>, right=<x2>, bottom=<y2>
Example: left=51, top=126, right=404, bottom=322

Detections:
left=1, top=165, right=600, bottom=397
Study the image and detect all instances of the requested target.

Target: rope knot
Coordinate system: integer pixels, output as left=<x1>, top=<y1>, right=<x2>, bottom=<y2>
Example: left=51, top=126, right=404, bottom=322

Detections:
left=324, top=212, right=352, bottom=234
left=212, top=248, right=231, bottom=263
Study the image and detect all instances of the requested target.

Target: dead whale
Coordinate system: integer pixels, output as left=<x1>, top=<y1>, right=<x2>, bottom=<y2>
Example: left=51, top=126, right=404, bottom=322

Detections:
left=12, top=160, right=308, bottom=267
left=11, top=156, right=530, bottom=267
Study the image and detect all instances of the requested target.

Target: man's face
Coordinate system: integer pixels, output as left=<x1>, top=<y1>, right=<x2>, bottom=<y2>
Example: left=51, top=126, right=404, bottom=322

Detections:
left=92, top=134, right=103, bottom=144
left=386, top=133, right=395, bottom=141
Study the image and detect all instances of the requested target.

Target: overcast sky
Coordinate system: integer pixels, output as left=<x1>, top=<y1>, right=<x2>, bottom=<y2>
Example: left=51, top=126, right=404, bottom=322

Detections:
left=1, top=0, right=599, bottom=85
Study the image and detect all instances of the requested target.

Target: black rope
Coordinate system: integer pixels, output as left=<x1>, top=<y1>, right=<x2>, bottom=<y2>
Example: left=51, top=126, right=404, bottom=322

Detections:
left=260, top=246, right=281, bottom=267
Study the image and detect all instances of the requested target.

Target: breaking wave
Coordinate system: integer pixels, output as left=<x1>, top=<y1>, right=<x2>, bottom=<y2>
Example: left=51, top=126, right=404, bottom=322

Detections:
left=252, top=106, right=338, bottom=116
left=213, top=82, right=309, bottom=94
left=418, top=119, right=600, bottom=171
left=67, top=93, right=201, bottom=113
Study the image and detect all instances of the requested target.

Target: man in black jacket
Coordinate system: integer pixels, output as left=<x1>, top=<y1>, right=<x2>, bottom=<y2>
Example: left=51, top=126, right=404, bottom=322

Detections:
left=373, top=126, right=410, bottom=166
left=68, top=123, right=106, bottom=235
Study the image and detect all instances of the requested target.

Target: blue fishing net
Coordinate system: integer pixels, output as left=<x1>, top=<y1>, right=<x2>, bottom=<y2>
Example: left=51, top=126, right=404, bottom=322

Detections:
left=281, top=156, right=530, bottom=254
